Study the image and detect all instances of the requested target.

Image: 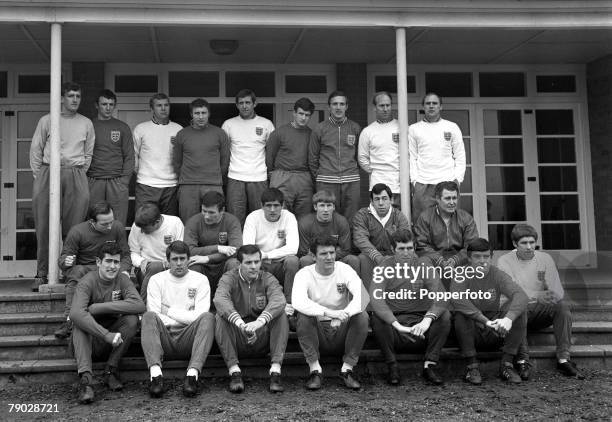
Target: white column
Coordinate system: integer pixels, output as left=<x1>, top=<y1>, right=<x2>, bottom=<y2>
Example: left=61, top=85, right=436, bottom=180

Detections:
left=395, top=27, right=411, bottom=221
left=47, top=22, right=62, bottom=285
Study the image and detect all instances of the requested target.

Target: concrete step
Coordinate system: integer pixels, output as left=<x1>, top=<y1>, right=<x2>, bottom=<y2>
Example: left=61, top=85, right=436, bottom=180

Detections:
left=0, top=313, right=65, bottom=336
left=0, top=292, right=65, bottom=314
left=526, top=321, right=612, bottom=346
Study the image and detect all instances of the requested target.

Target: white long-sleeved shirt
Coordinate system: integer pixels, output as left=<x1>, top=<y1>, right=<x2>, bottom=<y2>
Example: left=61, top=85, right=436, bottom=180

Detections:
left=408, top=118, right=466, bottom=185
left=128, top=214, right=184, bottom=267
left=358, top=119, right=400, bottom=193
left=497, top=250, right=564, bottom=302
left=222, top=115, right=274, bottom=182
left=133, top=120, right=182, bottom=188
left=243, top=209, right=298, bottom=260
left=292, top=262, right=369, bottom=319
left=146, top=269, right=210, bottom=328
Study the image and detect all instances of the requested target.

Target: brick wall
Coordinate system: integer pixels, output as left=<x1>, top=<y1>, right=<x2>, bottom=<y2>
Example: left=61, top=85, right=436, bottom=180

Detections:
left=587, top=54, right=612, bottom=250
left=71, top=62, right=105, bottom=120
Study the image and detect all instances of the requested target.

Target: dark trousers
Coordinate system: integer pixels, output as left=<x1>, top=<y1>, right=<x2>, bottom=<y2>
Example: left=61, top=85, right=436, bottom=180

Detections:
left=226, top=178, right=268, bottom=226
left=269, top=170, right=313, bottom=220
left=141, top=311, right=215, bottom=373
left=454, top=310, right=528, bottom=358
left=296, top=312, right=369, bottom=366
left=371, top=311, right=451, bottom=363
left=33, top=165, right=89, bottom=277
left=137, top=261, right=166, bottom=302
left=135, top=183, right=178, bottom=216
left=411, top=182, right=437, bottom=224
left=214, top=313, right=289, bottom=368
left=63, top=264, right=98, bottom=317
left=517, top=300, right=573, bottom=361
left=177, top=184, right=223, bottom=223
left=261, top=256, right=299, bottom=302
left=72, top=314, right=138, bottom=375
left=88, top=177, right=130, bottom=227
left=190, top=257, right=240, bottom=298
left=316, top=181, right=361, bottom=224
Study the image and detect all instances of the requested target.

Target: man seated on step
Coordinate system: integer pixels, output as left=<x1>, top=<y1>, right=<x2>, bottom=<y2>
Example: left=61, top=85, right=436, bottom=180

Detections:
left=55, top=201, right=131, bottom=339
left=128, top=203, right=184, bottom=300
left=213, top=244, right=289, bottom=394
left=292, top=235, right=370, bottom=391
left=352, top=183, right=411, bottom=289
left=184, top=190, right=242, bottom=298
left=451, top=238, right=529, bottom=385
left=297, top=189, right=360, bottom=273
left=70, top=242, right=145, bottom=404
left=141, top=240, right=215, bottom=398
left=369, top=229, right=451, bottom=386
left=497, top=223, right=584, bottom=380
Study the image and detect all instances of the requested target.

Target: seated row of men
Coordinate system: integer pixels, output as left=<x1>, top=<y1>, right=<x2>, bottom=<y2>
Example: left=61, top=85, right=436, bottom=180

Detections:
left=71, top=225, right=582, bottom=404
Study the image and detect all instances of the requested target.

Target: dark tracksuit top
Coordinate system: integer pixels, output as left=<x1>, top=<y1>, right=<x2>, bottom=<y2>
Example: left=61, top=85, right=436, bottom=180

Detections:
left=297, top=212, right=352, bottom=260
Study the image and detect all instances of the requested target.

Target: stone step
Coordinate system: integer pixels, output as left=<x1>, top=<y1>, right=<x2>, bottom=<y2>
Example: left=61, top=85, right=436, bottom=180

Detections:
left=0, top=313, right=65, bottom=336
left=526, top=321, right=612, bottom=346
left=0, top=292, right=65, bottom=314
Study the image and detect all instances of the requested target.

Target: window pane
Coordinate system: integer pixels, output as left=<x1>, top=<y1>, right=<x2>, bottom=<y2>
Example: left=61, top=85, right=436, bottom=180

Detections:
left=17, top=141, right=30, bottom=169
left=16, top=232, right=37, bottom=260
left=17, top=171, right=33, bottom=199
left=18, top=111, right=47, bottom=138
left=536, top=75, right=576, bottom=93
left=484, top=138, right=523, bottom=164
left=169, top=71, right=219, bottom=97
left=408, top=110, right=417, bottom=124
left=461, top=167, right=472, bottom=193
left=17, top=201, right=34, bottom=229
left=540, top=195, right=579, bottom=221
left=225, top=71, right=275, bottom=98
left=541, top=223, right=580, bottom=249
left=0, top=71, right=7, bottom=97
left=485, top=167, right=524, bottom=192
left=425, top=72, right=473, bottom=97
left=285, top=75, right=327, bottom=93
left=479, top=72, right=525, bottom=97
left=18, top=75, right=50, bottom=94
left=441, top=110, right=470, bottom=136
left=464, top=139, right=471, bottom=165
left=537, top=138, right=576, bottom=163
left=374, top=75, right=416, bottom=94
left=539, top=166, right=577, bottom=192
left=483, top=110, right=522, bottom=136
left=460, top=195, right=473, bottom=216
left=114, top=75, right=158, bottom=93
left=536, top=110, right=574, bottom=135
left=488, top=224, right=517, bottom=250
left=486, top=195, right=526, bottom=221
left=183, top=102, right=275, bottom=128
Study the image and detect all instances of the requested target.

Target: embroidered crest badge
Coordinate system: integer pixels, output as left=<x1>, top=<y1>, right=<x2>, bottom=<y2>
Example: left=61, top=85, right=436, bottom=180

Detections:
left=256, top=127, right=263, bottom=136
left=188, top=288, right=197, bottom=299
left=487, top=288, right=497, bottom=301
left=330, top=234, right=339, bottom=242
left=346, top=135, right=356, bottom=146
left=277, top=229, right=286, bottom=240
left=170, top=136, right=176, bottom=144
left=255, top=295, right=267, bottom=309
left=392, top=133, right=399, bottom=143
left=336, top=282, right=347, bottom=294
left=111, top=290, right=122, bottom=301
left=218, top=232, right=228, bottom=245
left=444, top=132, right=452, bottom=142
left=110, top=130, right=121, bottom=143
left=537, top=270, right=546, bottom=282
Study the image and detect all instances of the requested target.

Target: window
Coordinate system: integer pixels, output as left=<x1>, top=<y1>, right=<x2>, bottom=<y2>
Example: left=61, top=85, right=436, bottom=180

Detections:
left=114, top=75, right=158, bottom=93
left=18, top=75, right=50, bottom=94
left=169, top=71, right=219, bottom=97
left=374, top=75, right=416, bottom=94
left=285, top=75, right=327, bottom=93
left=0, top=72, right=7, bottom=97
left=536, top=75, right=576, bottom=93
left=225, top=72, right=275, bottom=97
left=425, top=72, right=472, bottom=97
left=479, top=72, right=525, bottom=97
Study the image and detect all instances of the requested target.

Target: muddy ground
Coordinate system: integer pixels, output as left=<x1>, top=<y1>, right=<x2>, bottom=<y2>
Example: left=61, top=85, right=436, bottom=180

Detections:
left=1, top=368, right=610, bottom=421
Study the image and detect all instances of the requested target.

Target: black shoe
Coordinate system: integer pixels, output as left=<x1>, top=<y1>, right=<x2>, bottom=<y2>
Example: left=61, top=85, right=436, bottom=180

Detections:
left=77, top=377, right=95, bottom=404
left=387, top=363, right=400, bottom=385
left=54, top=320, right=73, bottom=339
left=306, top=370, right=322, bottom=390
left=229, top=372, right=244, bottom=393
left=341, top=370, right=361, bottom=390
left=464, top=363, right=482, bottom=385
left=149, top=375, right=164, bottom=398
left=182, top=375, right=198, bottom=397
left=514, top=361, right=531, bottom=381
left=423, top=364, right=444, bottom=385
left=104, top=368, right=123, bottom=391
left=557, top=361, right=585, bottom=379
left=269, top=372, right=284, bottom=393
left=500, top=362, right=522, bottom=384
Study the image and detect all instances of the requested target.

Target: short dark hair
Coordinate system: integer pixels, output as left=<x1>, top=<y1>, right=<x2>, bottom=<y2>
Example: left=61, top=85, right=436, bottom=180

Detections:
left=390, top=229, right=414, bottom=248
left=96, top=242, right=123, bottom=260
left=97, top=89, right=117, bottom=103
left=434, top=181, right=459, bottom=199
left=309, top=235, right=338, bottom=256
left=166, top=240, right=191, bottom=260
left=235, top=89, right=256, bottom=103
left=149, top=93, right=170, bottom=109
left=201, top=190, right=225, bottom=211
left=261, top=188, right=284, bottom=205
left=370, top=183, right=393, bottom=200
left=422, top=92, right=442, bottom=106
left=372, top=91, right=392, bottom=106
left=294, top=97, right=315, bottom=114
left=88, top=201, right=114, bottom=221
left=328, top=90, right=347, bottom=105
left=312, top=190, right=336, bottom=206
left=134, top=203, right=161, bottom=228
left=467, top=238, right=493, bottom=256
left=62, top=82, right=81, bottom=96
left=511, top=224, right=539, bottom=243
left=237, top=244, right=262, bottom=262
left=190, top=98, right=210, bottom=115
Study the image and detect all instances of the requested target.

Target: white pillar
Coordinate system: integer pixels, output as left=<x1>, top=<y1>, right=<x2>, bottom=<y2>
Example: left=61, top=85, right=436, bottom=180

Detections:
left=47, top=22, right=62, bottom=285
left=395, top=27, right=411, bottom=221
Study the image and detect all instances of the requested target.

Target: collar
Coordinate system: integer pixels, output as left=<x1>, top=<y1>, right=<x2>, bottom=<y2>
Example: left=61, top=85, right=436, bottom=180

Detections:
left=376, top=117, right=394, bottom=124
left=328, top=116, right=347, bottom=126
left=239, top=267, right=260, bottom=284
left=423, top=116, right=441, bottom=123
left=190, top=122, right=208, bottom=130
left=369, top=204, right=392, bottom=226
left=435, top=205, right=455, bottom=219
left=152, top=116, right=169, bottom=125
left=239, top=114, right=257, bottom=120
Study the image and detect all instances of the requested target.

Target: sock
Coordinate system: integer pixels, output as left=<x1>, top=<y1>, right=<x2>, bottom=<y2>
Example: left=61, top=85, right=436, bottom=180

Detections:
left=559, top=358, right=568, bottom=364
left=80, top=371, right=93, bottom=384
left=501, top=353, right=514, bottom=366
left=341, top=362, right=353, bottom=373
left=150, top=365, right=162, bottom=381
left=516, top=360, right=526, bottom=364
left=186, top=367, right=199, bottom=380
left=308, top=361, right=322, bottom=374
left=228, top=364, right=241, bottom=376
left=424, top=361, right=437, bottom=368
left=66, top=316, right=71, bottom=322
left=467, top=356, right=478, bottom=365
left=270, top=363, right=281, bottom=375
